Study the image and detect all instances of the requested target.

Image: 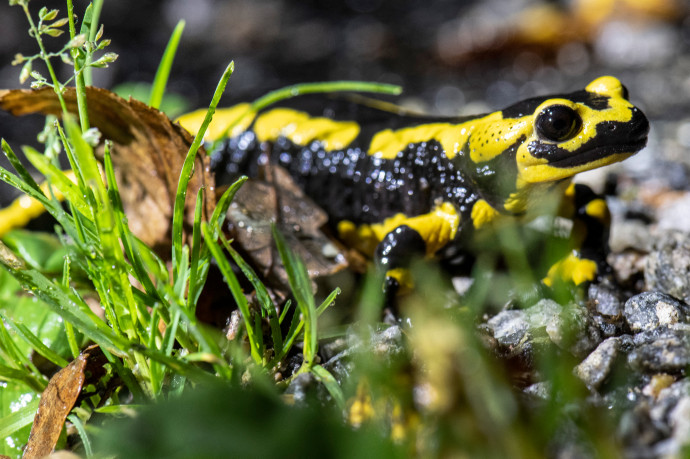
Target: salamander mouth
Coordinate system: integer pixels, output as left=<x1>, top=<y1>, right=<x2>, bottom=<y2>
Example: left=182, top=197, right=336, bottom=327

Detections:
left=548, top=138, right=647, bottom=169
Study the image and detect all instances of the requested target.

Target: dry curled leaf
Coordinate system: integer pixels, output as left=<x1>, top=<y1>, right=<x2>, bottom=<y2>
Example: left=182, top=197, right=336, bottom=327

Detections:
left=23, top=345, right=105, bottom=459
left=0, top=87, right=214, bottom=252
left=226, top=162, right=348, bottom=292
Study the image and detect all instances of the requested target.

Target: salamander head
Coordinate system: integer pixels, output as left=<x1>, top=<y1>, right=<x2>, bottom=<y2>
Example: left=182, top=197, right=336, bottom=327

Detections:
left=507, top=76, right=649, bottom=185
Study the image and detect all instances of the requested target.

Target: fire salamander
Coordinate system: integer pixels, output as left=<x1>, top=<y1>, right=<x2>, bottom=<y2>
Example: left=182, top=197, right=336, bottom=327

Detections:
left=180, top=76, right=650, bottom=291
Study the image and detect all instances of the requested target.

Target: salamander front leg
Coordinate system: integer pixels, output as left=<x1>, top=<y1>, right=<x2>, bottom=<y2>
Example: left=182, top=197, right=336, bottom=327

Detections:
left=374, top=225, right=427, bottom=298
left=544, top=183, right=611, bottom=286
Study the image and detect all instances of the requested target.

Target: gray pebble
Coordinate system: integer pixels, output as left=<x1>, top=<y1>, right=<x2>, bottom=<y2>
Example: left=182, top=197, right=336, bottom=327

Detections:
left=628, top=329, right=690, bottom=373
left=624, top=291, right=690, bottom=333
left=645, top=230, right=690, bottom=303
left=588, top=283, right=624, bottom=318
left=486, top=300, right=598, bottom=357
left=573, top=337, right=621, bottom=390
left=486, top=309, right=529, bottom=348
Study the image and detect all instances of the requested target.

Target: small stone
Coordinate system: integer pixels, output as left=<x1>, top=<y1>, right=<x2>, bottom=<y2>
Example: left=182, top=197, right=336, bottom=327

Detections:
left=624, top=291, right=690, bottom=333
left=486, top=300, right=599, bottom=357
left=523, top=381, right=551, bottom=400
left=573, top=337, right=621, bottom=390
left=649, top=379, right=690, bottom=432
left=608, top=250, right=647, bottom=288
left=628, top=329, right=690, bottom=373
left=669, top=396, right=690, bottom=450
left=588, top=283, right=624, bottom=317
left=645, top=230, right=690, bottom=303
left=541, top=302, right=600, bottom=357
left=486, top=309, right=529, bottom=348
left=609, top=219, right=654, bottom=253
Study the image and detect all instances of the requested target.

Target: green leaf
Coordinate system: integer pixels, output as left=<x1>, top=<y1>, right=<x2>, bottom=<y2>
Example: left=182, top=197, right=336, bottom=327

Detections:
left=0, top=388, right=39, bottom=457
left=0, top=311, right=70, bottom=368
left=172, top=61, right=234, bottom=275
left=272, top=226, right=318, bottom=365
left=311, top=365, right=345, bottom=410
left=3, top=230, right=68, bottom=272
left=0, top=241, right=127, bottom=356
left=149, top=20, right=185, bottom=109
left=202, top=223, right=263, bottom=363
left=22, top=146, right=90, bottom=218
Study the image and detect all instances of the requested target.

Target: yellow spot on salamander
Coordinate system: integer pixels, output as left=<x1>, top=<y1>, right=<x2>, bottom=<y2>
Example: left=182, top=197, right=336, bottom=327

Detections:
left=338, top=202, right=460, bottom=258
left=254, top=108, right=360, bottom=151
left=0, top=171, right=76, bottom=238
left=347, top=380, right=375, bottom=428
left=386, top=267, right=414, bottom=293
left=543, top=251, right=597, bottom=286
left=585, top=198, right=610, bottom=224
left=564, top=182, right=576, bottom=198
left=585, top=75, right=626, bottom=98
left=176, top=103, right=257, bottom=142
left=471, top=199, right=500, bottom=229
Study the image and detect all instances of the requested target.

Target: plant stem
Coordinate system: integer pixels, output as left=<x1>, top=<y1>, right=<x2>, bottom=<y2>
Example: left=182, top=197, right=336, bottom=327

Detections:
left=20, top=3, right=69, bottom=116
left=66, top=0, right=90, bottom=131
left=84, top=0, right=104, bottom=86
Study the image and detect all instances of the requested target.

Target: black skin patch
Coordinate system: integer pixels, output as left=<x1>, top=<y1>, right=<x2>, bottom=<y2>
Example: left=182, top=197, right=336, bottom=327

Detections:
left=571, top=184, right=611, bottom=276
left=452, top=136, right=522, bottom=210
left=212, top=135, right=478, bottom=225
left=374, top=225, right=427, bottom=269
left=501, top=90, right=611, bottom=119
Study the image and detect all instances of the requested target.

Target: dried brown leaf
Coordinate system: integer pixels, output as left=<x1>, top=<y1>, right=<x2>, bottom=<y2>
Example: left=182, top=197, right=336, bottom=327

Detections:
left=226, top=163, right=347, bottom=292
left=22, top=345, right=103, bottom=459
left=0, top=87, right=214, bottom=253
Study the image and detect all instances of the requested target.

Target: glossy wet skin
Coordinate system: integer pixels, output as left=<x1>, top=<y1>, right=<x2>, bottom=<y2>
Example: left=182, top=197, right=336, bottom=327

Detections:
left=177, top=76, right=648, bottom=285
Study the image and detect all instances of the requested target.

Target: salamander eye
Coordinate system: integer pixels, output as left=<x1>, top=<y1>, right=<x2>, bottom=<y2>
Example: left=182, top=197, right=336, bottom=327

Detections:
left=535, top=105, right=582, bottom=142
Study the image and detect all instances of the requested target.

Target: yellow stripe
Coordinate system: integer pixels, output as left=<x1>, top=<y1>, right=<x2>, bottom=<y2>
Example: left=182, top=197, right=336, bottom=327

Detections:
left=470, top=199, right=500, bottom=229
left=176, top=103, right=257, bottom=142
left=253, top=108, right=360, bottom=151
left=337, top=202, right=460, bottom=257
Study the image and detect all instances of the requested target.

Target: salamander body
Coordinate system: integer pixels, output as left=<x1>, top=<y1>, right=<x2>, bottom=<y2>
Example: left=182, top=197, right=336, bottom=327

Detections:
left=179, top=76, right=649, bottom=286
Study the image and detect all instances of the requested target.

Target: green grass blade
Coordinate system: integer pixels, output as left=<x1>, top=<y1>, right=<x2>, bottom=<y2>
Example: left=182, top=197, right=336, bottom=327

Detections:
left=0, top=242, right=127, bottom=355
left=201, top=222, right=262, bottom=364
left=272, top=226, right=318, bottom=366
left=149, top=20, right=185, bottom=109
left=250, top=81, right=402, bottom=113
left=186, top=188, right=204, bottom=313
left=172, top=61, right=234, bottom=273
left=279, top=299, right=292, bottom=325
left=83, top=0, right=104, bottom=86
left=0, top=397, right=40, bottom=440
left=208, top=176, right=247, bottom=239
left=311, top=364, right=345, bottom=410
left=63, top=117, right=105, bottom=208
left=220, top=236, right=282, bottom=352
left=1, top=139, right=41, bottom=192
left=102, top=146, right=166, bottom=305
left=206, top=81, right=402, bottom=151
left=317, top=288, right=340, bottom=316
left=67, top=413, right=93, bottom=457
left=0, top=312, right=69, bottom=368
left=22, top=146, right=91, bottom=219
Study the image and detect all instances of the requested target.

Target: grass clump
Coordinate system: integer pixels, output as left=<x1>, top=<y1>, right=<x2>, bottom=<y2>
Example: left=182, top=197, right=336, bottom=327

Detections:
left=0, top=1, right=403, bottom=455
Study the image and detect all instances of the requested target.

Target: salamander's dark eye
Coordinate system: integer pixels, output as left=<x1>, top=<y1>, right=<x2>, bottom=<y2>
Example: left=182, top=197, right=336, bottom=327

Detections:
left=535, top=105, right=582, bottom=142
